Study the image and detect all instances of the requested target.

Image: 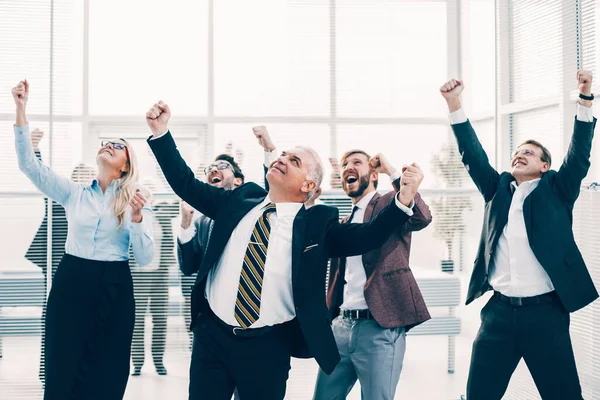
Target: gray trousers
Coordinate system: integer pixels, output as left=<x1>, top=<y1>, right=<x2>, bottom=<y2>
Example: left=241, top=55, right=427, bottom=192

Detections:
left=313, top=315, right=406, bottom=400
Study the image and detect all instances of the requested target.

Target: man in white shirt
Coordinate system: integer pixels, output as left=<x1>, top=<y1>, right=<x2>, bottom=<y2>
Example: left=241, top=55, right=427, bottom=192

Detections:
left=440, top=70, right=598, bottom=400
left=146, top=101, right=425, bottom=400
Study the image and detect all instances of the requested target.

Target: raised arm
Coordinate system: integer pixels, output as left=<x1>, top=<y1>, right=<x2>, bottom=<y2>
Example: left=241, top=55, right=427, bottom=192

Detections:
left=440, top=79, right=500, bottom=202
left=327, top=162, right=423, bottom=257
left=145, top=101, right=232, bottom=219
left=12, top=80, right=78, bottom=206
left=177, top=202, right=205, bottom=276
left=253, top=125, right=277, bottom=192
left=555, top=70, right=597, bottom=204
left=371, top=153, right=432, bottom=232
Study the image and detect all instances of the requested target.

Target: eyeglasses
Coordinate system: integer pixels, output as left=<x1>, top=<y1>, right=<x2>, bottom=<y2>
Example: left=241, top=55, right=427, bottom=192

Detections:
left=204, top=161, right=233, bottom=175
left=100, top=140, right=130, bottom=162
left=511, top=148, right=541, bottom=159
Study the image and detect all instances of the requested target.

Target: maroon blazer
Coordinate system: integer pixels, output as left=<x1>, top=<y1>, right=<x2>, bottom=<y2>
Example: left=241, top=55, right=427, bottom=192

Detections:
left=327, top=190, right=432, bottom=331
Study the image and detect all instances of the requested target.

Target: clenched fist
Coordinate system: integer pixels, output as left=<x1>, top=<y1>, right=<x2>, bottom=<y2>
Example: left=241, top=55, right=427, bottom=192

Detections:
left=180, top=201, right=195, bottom=229
left=130, top=189, right=148, bottom=223
left=253, top=126, right=276, bottom=152
left=577, top=70, right=593, bottom=96
left=12, top=80, right=29, bottom=109
left=146, top=101, right=171, bottom=137
left=439, top=79, right=464, bottom=113
left=369, top=153, right=397, bottom=176
left=398, top=162, right=424, bottom=207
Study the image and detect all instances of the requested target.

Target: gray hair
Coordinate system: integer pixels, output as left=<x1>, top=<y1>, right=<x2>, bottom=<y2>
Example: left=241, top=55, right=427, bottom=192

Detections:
left=296, top=145, right=323, bottom=201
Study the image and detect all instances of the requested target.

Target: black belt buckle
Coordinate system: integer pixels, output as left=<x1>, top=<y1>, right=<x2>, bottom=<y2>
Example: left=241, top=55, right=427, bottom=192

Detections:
left=232, top=327, right=244, bottom=336
left=510, top=297, right=523, bottom=307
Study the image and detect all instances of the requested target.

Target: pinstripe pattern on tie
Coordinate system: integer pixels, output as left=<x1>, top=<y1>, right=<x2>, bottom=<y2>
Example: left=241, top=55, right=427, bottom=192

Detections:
left=234, top=203, right=277, bottom=328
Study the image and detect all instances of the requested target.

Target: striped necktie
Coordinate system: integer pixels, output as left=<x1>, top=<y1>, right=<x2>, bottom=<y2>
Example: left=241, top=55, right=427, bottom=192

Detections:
left=234, top=202, right=277, bottom=328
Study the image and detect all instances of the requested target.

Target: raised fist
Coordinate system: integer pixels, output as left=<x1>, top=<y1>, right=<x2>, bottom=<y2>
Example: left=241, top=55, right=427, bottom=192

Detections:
left=577, top=70, right=593, bottom=96
left=369, top=153, right=397, bottom=176
left=146, top=101, right=171, bottom=137
left=398, top=162, right=424, bottom=207
left=12, top=80, right=29, bottom=108
left=439, top=79, right=464, bottom=101
left=253, top=126, right=276, bottom=152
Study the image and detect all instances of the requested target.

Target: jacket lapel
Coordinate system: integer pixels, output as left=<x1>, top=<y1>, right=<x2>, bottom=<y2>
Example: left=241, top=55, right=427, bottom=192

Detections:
left=200, top=196, right=266, bottom=278
left=291, top=206, right=308, bottom=288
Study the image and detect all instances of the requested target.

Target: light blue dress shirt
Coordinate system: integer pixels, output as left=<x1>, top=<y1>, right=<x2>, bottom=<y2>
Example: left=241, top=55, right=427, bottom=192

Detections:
left=15, top=124, right=154, bottom=266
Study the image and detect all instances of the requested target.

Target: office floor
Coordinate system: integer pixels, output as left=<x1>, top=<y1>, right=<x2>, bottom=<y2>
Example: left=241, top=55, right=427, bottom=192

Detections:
left=0, top=280, right=547, bottom=400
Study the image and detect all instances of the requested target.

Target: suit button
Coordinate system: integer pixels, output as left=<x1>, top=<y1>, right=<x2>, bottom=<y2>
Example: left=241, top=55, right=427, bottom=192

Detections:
left=364, top=263, right=369, bottom=268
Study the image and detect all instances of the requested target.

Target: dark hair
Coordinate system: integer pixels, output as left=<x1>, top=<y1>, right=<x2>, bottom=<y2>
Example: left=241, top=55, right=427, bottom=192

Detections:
left=214, top=154, right=245, bottom=183
left=340, top=149, right=378, bottom=189
left=517, top=140, right=552, bottom=167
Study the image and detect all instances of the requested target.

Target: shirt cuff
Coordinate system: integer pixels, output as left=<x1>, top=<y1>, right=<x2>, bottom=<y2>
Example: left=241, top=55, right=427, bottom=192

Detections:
left=264, top=149, right=277, bottom=167
left=14, top=123, right=29, bottom=135
left=389, top=171, right=401, bottom=183
left=179, top=224, right=197, bottom=244
left=130, top=218, right=151, bottom=236
left=394, top=193, right=414, bottom=216
left=576, top=102, right=594, bottom=122
left=449, top=108, right=468, bottom=125
left=150, top=130, right=169, bottom=141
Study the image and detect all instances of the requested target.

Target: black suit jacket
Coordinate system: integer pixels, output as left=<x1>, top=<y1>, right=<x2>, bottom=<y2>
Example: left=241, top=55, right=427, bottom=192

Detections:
left=177, top=166, right=268, bottom=293
left=453, top=117, right=599, bottom=312
left=148, top=132, right=410, bottom=374
left=177, top=214, right=212, bottom=296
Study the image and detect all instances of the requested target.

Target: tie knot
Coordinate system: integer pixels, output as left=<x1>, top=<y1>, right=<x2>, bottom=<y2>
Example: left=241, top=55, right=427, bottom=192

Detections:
left=263, top=202, right=277, bottom=217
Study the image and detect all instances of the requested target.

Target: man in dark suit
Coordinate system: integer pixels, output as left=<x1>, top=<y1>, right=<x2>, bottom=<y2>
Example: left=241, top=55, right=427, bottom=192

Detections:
left=177, top=154, right=245, bottom=400
left=440, top=70, right=598, bottom=400
left=178, top=154, right=245, bottom=344
left=314, top=151, right=432, bottom=400
left=145, top=101, right=425, bottom=400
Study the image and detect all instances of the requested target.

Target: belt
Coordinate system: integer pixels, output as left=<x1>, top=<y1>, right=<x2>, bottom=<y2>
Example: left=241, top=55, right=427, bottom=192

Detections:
left=493, top=291, right=557, bottom=307
left=341, top=309, right=373, bottom=320
left=207, top=309, right=276, bottom=338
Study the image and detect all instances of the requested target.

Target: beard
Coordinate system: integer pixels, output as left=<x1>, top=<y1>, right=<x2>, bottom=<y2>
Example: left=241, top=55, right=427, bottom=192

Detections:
left=343, top=173, right=370, bottom=198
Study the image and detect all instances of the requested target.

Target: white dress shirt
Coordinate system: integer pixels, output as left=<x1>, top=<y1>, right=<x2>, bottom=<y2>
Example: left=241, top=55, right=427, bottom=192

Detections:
left=449, top=103, right=594, bottom=297
left=341, top=171, right=411, bottom=310
left=490, top=179, right=555, bottom=296
left=206, top=196, right=302, bottom=328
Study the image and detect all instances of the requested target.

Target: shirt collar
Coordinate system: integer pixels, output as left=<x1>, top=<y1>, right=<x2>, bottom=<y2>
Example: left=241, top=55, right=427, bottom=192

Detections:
left=353, top=190, right=378, bottom=211
left=261, top=195, right=303, bottom=217
left=510, top=177, right=541, bottom=193
left=91, top=178, right=120, bottom=193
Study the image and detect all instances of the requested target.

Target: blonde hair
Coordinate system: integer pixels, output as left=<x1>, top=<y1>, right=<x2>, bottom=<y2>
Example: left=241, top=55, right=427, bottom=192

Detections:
left=112, top=138, right=140, bottom=228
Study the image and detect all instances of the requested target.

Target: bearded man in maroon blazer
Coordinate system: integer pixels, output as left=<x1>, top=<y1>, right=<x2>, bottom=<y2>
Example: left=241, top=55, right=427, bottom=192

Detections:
left=314, top=150, right=432, bottom=400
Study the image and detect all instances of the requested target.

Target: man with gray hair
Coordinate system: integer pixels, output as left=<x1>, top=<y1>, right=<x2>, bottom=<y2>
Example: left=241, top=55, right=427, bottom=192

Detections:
left=145, top=100, right=425, bottom=400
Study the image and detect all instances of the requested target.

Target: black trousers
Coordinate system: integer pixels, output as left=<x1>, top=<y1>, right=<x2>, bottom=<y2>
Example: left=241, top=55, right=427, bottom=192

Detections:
left=131, top=269, right=168, bottom=369
left=44, top=254, right=134, bottom=400
left=467, top=295, right=582, bottom=400
left=188, top=311, right=293, bottom=400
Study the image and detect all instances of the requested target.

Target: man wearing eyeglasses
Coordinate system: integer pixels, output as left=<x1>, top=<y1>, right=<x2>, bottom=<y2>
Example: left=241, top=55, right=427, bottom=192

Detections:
left=440, top=70, right=598, bottom=400
left=177, top=154, right=245, bottom=336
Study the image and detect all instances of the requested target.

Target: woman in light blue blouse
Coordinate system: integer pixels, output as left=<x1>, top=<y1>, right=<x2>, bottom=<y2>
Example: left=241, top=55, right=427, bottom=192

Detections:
left=12, top=80, right=154, bottom=400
